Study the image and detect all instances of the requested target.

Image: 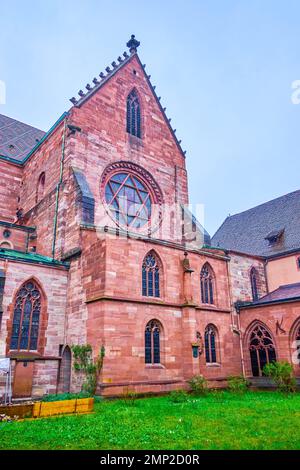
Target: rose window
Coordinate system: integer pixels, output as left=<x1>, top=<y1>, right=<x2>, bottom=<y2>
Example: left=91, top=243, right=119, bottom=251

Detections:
left=105, top=172, right=152, bottom=228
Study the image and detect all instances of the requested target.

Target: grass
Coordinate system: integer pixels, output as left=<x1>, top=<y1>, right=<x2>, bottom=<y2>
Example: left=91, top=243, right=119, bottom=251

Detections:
left=1, top=391, right=300, bottom=450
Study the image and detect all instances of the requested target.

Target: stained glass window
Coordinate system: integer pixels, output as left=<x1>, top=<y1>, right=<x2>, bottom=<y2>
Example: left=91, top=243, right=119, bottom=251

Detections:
left=126, top=89, right=141, bottom=138
left=142, top=252, right=160, bottom=297
left=205, top=325, right=217, bottom=363
left=145, top=320, right=161, bottom=364
left=250, top=267, right=259, bottom=301
left=10, top=281, right=41, bottom=351
left=200, top=263, right=214, bottom=304
left=105, top=172, right=152, bottom=228
left=249, top=324, right=276, bottom=376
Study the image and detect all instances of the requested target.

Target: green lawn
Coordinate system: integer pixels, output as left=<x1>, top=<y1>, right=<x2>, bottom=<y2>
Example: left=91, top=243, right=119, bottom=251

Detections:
left=1, top=391, right=300, bottom=450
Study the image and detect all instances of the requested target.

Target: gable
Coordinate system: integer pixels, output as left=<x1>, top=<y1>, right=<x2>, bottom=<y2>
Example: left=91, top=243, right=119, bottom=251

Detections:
left=68, top=46, right=186, bottom=161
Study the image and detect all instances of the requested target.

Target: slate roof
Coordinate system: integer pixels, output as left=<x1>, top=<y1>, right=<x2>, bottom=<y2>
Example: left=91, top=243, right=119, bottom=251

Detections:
left=212, top=189, right=300, bottom=258
left=0, top=113, right=45, bottom=162
left=257, top=282, right=300, bottom=303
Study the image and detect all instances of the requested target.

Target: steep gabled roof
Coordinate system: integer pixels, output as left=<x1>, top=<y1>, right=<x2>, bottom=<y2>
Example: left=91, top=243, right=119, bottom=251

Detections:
left=212, top=189, right=300, bottom=258
left=0, top=113, right=45, bottom=162
left=0, top=36, right=186, bottom=166
left=68, top=35, right=187, bottom=160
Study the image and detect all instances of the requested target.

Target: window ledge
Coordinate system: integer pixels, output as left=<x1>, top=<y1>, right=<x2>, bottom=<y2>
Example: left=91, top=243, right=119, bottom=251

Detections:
left=145, top=364, right=165, bottom=369
left=206, top=362, right=221, bottom=368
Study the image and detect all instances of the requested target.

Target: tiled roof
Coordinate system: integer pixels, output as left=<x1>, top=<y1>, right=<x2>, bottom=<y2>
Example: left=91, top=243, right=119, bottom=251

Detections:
left=0, top=113, right=45, bottom=162
left=212, top=190, right=300, bottom=257
left=257, top=282, right=300, bottom=303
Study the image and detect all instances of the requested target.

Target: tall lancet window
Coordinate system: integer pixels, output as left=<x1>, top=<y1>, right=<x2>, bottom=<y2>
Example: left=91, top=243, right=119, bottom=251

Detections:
left=126, top=89, right=141, bottom=138
left=142, top=251, right=161, bottom=297
left=250, top=267, right=259, bottom=301
left=200, top=263, right=215, bottom=304
left=10, top=280, right=42, bottom=351
left=145, top=320, right=162, bottom=364
left=205, top=324, right=218, bottom=363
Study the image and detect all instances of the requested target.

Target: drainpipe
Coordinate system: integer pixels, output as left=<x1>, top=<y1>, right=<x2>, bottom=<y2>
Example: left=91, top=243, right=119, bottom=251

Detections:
left=237, top=310, right=246, bottom=377
left=226, top=255, right=246, bottom=377
left=52, top=118, right=67, bottom=259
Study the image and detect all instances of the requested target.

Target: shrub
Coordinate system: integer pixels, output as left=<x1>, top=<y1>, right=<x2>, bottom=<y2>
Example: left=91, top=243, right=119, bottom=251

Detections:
left=42, top=391, right=91, bottom=402
left=263, top=361, right=297, bottom=393
left=168, top=390, right=189, bottom=403
left=71, top=344, right=105, bottom=395
left=227, top=375, right=249, bottom=393
left=188, top=375, right=208, bottom=395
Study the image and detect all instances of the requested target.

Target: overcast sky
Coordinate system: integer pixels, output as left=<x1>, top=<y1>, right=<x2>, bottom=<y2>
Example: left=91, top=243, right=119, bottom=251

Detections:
left=1, top=0, right=300, bottom=235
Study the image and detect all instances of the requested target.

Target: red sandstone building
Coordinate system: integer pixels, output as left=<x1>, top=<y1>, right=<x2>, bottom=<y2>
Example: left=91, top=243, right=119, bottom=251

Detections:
left=0, top=36, right=299, bottom=399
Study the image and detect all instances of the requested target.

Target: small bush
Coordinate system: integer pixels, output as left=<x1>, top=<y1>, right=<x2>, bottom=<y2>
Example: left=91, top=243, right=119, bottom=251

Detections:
left=263, top=361, right=296, bottom=393
left=42, top=391, right=91, bottom=402
left=227, top=375, right=249, bottom=393
left=188, top=375, right=208, bottom=395
left=168, top=390, right=189, bottom=403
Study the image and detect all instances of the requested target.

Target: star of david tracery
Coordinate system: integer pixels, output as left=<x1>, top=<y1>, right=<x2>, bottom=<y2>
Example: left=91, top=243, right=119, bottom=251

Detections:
left=105, top=172, right=153, bottom=229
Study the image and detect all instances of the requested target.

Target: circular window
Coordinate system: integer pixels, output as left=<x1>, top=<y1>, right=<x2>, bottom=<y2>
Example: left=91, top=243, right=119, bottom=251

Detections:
left=105, top=172, right=152, bottom=228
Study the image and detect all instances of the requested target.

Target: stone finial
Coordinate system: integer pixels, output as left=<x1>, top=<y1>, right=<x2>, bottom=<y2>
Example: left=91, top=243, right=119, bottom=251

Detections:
left=70, top=97, right=78, bottom=105
left=99, top=72, right=105, bottom=79
left=78, top=90, right=85, bottom=97
left=93, top=78, right=99, bottom=85
left=126, top=34, right=140, bottom=53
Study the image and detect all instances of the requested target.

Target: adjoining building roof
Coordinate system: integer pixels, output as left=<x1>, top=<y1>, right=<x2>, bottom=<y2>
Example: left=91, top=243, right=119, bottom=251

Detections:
left=237, top=282, right=300, bottom=311
left=257, top=282, right=300, bottom=303
left=0, top=113, right=45, bottom=162
left=212, top=189, right=300, bottom=258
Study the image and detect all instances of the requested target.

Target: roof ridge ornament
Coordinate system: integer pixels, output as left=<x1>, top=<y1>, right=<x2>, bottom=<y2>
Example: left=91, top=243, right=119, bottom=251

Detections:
left=126, top=34, right=140, bottom=54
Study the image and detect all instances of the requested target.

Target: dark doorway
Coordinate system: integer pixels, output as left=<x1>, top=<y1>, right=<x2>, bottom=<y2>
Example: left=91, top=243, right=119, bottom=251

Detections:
left=249, top=324, right=276, bottom=376
left=58, top=346, right=71, bottom=393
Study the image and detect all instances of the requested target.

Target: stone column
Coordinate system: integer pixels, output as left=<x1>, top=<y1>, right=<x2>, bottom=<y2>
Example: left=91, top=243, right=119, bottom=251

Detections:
left=181, top=252, right=200, bottom=380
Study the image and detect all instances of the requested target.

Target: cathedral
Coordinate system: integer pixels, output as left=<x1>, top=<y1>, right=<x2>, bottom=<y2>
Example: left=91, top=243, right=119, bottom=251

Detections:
left=0, top=36, right=299, bottom=399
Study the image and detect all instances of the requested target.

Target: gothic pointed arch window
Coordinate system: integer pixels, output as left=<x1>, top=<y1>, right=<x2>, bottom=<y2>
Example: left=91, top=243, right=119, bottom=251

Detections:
left=145, top=319, right=162, bottom=364
left=200, top=263, right=215, bottom=304
left=10, top=280, right=42, bottom=351
left=250, top=267, right=259, bottom=301
left=205, top=324, right=218, bottom=363
left=126, top=89, right=141, bottom=138
left=249, top=323, right=276, bottom=376
left=36, top=172, right=45, bottom=203
left=142, top=251, right=161, bottom=297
